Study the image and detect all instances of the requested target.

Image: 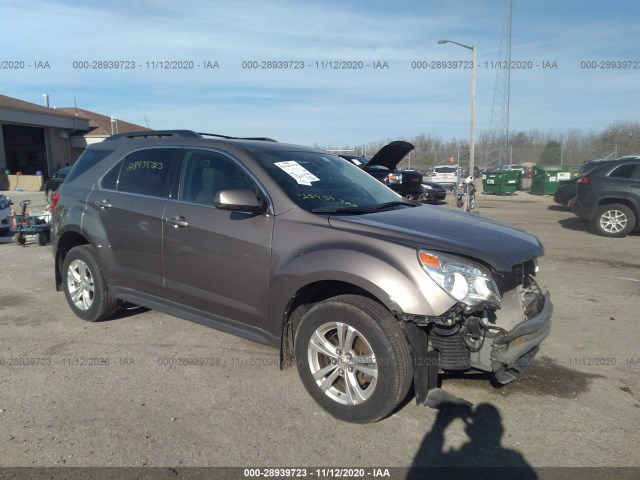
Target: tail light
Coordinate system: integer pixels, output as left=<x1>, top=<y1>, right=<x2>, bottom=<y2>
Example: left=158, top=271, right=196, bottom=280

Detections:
left=578, top=177, right=590, bottom=185
left=50, top=190, right=60, bottom=216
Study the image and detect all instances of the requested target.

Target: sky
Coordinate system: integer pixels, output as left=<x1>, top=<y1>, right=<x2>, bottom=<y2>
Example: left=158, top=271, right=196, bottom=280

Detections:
left=1, top=0, right=639, bottom=146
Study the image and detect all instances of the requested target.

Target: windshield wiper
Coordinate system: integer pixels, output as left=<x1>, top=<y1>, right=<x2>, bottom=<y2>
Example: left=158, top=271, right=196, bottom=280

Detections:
left=365, top=200, right=417, bottom=211
left=311, top=206, right=372, bottom=214
left=311, top=201, right=415, bottom=214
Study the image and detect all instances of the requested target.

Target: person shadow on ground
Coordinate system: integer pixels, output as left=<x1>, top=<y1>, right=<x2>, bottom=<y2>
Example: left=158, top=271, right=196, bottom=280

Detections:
left=407, top=402, right=537, bottom=480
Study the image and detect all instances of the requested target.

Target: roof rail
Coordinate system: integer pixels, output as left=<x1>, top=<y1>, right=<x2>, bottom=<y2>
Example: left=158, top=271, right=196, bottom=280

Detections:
left=104, top=130, right=202, bottom=141
left=198, top=132, right=277, bottom=142
left=104, top=130, right=278, bottom=143
left=241, top=137, right=278, bottom=142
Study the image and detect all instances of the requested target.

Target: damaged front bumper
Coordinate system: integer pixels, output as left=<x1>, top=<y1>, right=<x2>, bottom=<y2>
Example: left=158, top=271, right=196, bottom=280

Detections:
left=466, top=281, right=552, bottom=384
left=403, top=277, right=552, bottom=407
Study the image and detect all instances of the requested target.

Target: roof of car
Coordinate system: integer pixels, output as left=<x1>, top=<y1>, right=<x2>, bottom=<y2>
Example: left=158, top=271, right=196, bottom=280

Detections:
left=91, top=130, right=327, bottom=155
left=587, top=156, right=640, bottom=174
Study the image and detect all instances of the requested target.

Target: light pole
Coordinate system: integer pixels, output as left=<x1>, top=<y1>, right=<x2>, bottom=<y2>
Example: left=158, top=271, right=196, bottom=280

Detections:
left=438, top=39, right=476, bottom=208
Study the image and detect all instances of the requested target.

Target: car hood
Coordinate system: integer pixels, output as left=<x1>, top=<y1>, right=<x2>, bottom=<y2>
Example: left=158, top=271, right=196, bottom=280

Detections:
left=365, top=141, right=415, bottom=170
left=328, top=205, right=543, bottom=272
left=423, top=181, right=445, bottom=189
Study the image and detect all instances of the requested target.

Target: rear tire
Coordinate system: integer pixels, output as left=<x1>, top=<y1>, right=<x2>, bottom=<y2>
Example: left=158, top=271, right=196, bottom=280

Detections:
left=36, top=232, right=49, bottom=246
left=294, top=295, right=413, bottom=423
left=62, top=245, right=119, bottom=322
left=593, top=204, right=635, bottom=237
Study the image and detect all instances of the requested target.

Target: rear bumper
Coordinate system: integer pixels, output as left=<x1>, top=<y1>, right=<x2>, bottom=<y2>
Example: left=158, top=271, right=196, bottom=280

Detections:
left=553, top=190, right=571, bottom=206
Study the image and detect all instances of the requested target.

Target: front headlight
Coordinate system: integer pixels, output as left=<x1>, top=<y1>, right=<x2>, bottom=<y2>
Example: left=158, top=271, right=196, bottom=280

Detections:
left=418, top=250, right=501, bottom=309
left=423, top=184, right=434, bottom=190
left=387, top=173, right=403, bottom=184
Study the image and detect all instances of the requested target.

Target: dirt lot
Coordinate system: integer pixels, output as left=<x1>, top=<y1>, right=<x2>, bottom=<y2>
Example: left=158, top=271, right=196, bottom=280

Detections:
left=0, top=188, right=639, bottom=478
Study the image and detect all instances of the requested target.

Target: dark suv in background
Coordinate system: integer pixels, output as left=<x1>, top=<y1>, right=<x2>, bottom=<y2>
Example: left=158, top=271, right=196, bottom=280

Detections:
left=52, top=130, right=552, bottom=423
left=572, top=156, right=640, bottom=237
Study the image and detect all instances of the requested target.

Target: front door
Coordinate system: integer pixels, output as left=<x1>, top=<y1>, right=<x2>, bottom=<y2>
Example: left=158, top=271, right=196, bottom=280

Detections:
left=162, top=148, right=273, bottom=330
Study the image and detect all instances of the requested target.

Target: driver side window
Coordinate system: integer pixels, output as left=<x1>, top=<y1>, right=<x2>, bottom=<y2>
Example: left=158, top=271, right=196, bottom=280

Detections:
left=179, top=150, right=258, bottom=206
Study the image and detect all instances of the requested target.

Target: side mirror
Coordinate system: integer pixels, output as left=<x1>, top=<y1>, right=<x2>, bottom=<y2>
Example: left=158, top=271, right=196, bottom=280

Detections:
left=215, top=189, right=268, bottom=214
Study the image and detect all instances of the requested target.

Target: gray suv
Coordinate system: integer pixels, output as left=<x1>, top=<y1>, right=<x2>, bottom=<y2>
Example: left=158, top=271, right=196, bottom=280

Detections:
left=52, top=130, right=552, bottom=423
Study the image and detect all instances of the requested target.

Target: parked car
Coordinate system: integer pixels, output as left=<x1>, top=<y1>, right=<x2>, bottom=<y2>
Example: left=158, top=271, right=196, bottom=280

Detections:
left=573, top=156, right=640, bottom=237
left=430, top=165, right=458, bottom=189
left=458, top=166, right=482, bottom=179
left=52, top=130, right=552, bottom=423
left=419, top=178, right=447, bottom=203
left=554, top=158, right=618, bottom=207
left=0, top=194, right=12, bottom=233
left=340, top=141, right=424, bottom=201
left=553, top=178, right=579, bottom=207
left=44, top=166, right=71, bottom=203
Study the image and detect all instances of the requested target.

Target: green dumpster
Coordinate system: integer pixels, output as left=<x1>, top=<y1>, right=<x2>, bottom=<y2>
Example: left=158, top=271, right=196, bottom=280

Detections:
left=530, top=165, right=579, bottom=195
left=482, top=170, right=521, bottom=195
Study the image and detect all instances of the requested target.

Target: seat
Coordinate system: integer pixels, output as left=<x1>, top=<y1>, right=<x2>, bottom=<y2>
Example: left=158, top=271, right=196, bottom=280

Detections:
left=195, top=167, right=229, bottom=205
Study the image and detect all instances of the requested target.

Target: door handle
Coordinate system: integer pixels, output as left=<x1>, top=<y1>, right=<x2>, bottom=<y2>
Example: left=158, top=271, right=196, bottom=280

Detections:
left=629, top=184, right=640, bottom=188
left=167, top=215, right=189, bottom=228
left=95, top=199, right=112, bottom=209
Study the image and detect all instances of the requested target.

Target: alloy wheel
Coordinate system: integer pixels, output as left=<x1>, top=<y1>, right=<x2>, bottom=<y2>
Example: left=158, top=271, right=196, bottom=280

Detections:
left=66, top=259, right=95, bottom=311
left=600, top=209, right=627, bottom=234
left=307, top=322, right=378, bottom=405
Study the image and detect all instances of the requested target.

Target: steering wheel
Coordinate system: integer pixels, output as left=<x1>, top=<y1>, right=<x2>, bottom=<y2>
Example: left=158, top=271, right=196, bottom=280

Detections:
left=19, top=199, right=31, bottom=216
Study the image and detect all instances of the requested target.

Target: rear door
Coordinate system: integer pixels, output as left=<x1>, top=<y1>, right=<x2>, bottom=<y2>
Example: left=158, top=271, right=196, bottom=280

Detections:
left=162, top=148, right=274, bottom=330
left=86, top=147, right=179, bottom=297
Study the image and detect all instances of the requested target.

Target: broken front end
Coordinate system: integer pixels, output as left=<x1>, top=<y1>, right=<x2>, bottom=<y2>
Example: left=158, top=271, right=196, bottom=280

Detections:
left=402, top=251, right=552, bottom=405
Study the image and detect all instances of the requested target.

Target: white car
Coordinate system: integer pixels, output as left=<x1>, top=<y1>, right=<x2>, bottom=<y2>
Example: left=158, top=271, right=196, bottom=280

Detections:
left=431, top=165, right=458, bottom=188
left=0, top=194, right=11, bottom=233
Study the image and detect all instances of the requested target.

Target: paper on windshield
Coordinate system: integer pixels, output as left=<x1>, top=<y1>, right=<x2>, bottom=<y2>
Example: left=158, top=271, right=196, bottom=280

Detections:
left=275, top=161, right=320, bottom=186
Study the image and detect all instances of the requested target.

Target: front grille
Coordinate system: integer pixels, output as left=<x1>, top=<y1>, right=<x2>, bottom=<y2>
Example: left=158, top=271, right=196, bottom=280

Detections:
left=493, top=260, right=536, bottom=296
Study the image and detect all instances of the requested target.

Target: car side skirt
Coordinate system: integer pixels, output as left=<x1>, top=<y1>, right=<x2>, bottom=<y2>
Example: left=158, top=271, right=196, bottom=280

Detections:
left=111, top=287, right=280, bottom=349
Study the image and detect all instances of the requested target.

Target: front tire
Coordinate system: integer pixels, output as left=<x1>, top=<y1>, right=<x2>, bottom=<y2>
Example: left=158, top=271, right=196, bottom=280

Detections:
left=294, top=295, right=413, bottom=423
left=62, top=245, right=119, bottom=322
left=593, top=204, right=635, bottom=237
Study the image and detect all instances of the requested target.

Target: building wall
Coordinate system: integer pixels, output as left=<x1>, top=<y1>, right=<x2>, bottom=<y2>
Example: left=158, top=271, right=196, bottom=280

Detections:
left=0, top=125, right=5, bottom=171
left=46, top=128, right=72, bottom=172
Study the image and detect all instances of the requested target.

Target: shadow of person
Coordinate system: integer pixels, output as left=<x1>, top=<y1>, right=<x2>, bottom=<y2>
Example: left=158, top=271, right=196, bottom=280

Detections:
left=407, top=402, right=537, bottom=480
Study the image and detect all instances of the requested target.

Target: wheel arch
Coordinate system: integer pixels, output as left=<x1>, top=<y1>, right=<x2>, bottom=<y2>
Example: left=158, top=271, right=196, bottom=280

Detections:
left=279, top=280, right=389, bottom=370
left=54, top=230, right=90, bottom=291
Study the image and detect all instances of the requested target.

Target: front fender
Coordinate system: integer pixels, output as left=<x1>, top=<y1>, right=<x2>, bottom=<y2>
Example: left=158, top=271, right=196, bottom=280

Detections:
left=268, top=245, right=457, bottom=334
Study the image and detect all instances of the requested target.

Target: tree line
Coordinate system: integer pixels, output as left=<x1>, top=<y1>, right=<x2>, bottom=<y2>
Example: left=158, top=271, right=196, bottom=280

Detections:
left=326, top=121, right=640, bottom=170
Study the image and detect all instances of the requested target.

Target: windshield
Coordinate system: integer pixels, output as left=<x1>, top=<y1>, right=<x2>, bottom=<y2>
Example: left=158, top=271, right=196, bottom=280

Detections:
left=253, top=150, right=408, bottom=213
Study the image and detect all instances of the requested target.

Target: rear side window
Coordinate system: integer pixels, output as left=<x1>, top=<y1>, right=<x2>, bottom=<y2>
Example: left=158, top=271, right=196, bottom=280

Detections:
left=64, top=150, right=111, bottom=184
left=608, top=164, right=638, bottom=179
left=111, top=148, right=176, bottom=197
